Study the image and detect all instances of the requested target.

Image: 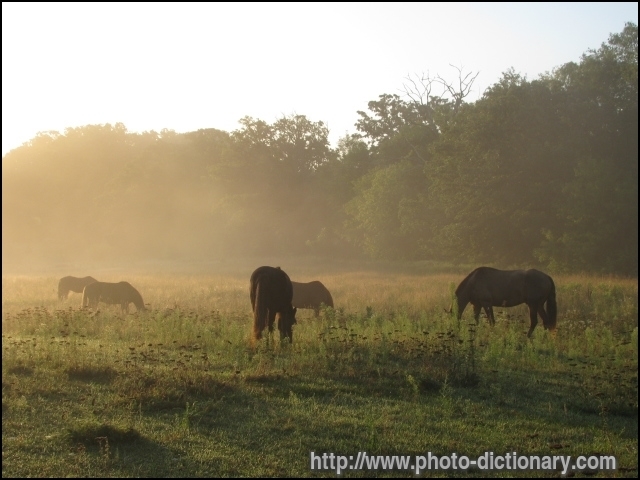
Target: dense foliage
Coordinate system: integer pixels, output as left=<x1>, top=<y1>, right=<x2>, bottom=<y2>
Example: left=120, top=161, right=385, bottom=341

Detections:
left=2, top=24, right=637, bottom=275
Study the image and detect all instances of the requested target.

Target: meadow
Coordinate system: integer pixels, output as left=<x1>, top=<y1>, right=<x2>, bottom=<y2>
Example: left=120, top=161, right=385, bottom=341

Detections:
left=2, top=266, right=638, bottom=477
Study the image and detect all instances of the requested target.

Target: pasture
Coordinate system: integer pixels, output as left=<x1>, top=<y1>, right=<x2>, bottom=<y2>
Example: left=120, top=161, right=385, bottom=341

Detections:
left=2, top=269, right=638, bottom=477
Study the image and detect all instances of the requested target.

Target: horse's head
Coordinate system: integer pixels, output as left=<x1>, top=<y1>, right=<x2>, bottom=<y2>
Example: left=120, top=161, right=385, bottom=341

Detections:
left=278, top=306, right=297, bottom=343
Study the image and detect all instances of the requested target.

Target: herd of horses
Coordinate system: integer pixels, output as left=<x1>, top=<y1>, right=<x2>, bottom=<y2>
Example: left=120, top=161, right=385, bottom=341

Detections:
left=59, top=265, right=557, bottom=343
left=58, top=276, right=147, bottom=314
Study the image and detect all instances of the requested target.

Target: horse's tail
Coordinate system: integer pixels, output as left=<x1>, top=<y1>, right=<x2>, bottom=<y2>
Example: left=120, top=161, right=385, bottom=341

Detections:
left=81, top=285, right=90, bottom=308
left=253, top=281, right=268, bottom=340
left=546, top=278, right=558, bottom=330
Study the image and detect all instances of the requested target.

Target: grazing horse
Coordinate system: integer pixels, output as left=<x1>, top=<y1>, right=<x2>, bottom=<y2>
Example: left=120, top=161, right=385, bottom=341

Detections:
left=82, top=281, right=147, bottom=313
left=58, top=276, right=97, bottom=300
left=250, top=266, right=297, bottom=343
left=451, top=267, right=557, bottom=338
left=291, top=280, right=334, bottom=317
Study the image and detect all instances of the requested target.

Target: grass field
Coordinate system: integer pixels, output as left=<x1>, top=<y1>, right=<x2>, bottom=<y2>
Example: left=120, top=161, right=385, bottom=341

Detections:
left=2, top=266, right=638, bottom=477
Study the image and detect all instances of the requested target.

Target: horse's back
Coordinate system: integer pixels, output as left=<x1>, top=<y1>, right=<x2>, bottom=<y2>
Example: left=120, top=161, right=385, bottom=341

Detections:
left=457, top=267, right=527, bottom=307
left=84, top=281, right=110, bottom=302
left=292, top=280, right=333, bottom=308
left=112, top=281, right=141, bottom=299
left=456, top=267, right=505, bottom=294
left=83, top=280, right=101, bottom=295
left=251, top=266, right=286, bottom=284
left=524, top=269, right=555, bottom=296
left=250, top=266, right=293, bottom=308
left=463, top=267, right=523, bottom=290
left=59, top=275, right=97, bottom=294
left=84, top=281, right=144, bottom=310
left=467, top=267, right=553, bottom=302
left=84, top=281, right=126, bottom=299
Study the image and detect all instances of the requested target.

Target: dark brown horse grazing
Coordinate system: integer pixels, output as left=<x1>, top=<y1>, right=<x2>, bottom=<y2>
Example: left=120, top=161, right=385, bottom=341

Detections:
left=250, top=266, right=297, bottom=343
left=292, top=280, right=334, bottom=317
left=452, top=267, right=557, bottom=338
left=82, top=281, right=147, bottom=313
left=58, top=276, right=97, bottom=300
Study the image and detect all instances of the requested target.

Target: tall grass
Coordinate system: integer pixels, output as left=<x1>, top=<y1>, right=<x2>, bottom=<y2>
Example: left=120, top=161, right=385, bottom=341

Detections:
left=2, top=271, right=637, bottom=477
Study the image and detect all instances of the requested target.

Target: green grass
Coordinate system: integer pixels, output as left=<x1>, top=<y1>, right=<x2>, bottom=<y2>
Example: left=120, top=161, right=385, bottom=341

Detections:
left=2, top=271, right=638, bottom=477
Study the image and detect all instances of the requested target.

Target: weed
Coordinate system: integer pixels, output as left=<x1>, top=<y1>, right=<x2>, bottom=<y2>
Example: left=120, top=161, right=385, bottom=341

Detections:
left=2, top=271, right=637, bottom=477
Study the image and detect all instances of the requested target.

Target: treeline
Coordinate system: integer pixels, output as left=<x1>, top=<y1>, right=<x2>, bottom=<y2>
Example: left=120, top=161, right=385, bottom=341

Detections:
left=2, top=24, right=637, bottom=275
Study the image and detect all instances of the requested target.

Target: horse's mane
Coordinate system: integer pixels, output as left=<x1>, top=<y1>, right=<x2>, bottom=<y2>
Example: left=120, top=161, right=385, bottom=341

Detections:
left=455, top=268, right=481, bottom=295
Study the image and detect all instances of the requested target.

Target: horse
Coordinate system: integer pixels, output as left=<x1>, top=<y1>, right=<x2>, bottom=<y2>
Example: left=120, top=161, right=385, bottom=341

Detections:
left=58, top=276, right=98, bottom=300
left=450, top=267, right=557, bottom=338
left=250, top=266, right=297, bottom=343
left=291, top=280, right=334, bottom=317
left=81, top=281, right=147, bottom=313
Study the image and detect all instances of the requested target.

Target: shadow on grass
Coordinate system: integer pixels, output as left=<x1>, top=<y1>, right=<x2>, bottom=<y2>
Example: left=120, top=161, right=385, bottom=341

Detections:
left=65, top=421, right=205, bottom=476
left=66, top=365, right=118, bottom=384
left=7, top=365, right=34, bottom=376
left=66, top=422, right=142, bottom=446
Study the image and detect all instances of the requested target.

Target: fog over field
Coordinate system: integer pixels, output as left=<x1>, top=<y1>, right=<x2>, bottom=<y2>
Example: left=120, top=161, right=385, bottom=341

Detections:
left=2, top=22, right=637, bottom=277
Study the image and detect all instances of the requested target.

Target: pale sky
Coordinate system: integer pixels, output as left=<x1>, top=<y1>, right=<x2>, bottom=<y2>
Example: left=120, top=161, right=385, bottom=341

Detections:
left=2, top=2, right=637, bottom=156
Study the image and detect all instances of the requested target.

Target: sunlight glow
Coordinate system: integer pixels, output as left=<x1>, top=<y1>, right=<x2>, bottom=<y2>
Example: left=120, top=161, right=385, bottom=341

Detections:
left=2, top=2, right=637, bottom=156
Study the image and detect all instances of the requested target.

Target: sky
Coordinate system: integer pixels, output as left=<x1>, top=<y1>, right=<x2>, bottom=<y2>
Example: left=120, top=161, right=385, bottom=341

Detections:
left=2, top=2, right=637, bottom=156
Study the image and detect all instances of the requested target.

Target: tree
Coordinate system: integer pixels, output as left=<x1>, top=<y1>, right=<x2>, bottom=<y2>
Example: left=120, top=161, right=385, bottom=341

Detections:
left=536, top=23, right=638, bottom=274
left=427, top=70, right=574, bottom=265
left=344, top=160, right=428, bottom=260
left=343, top=68, right=480, bottom=261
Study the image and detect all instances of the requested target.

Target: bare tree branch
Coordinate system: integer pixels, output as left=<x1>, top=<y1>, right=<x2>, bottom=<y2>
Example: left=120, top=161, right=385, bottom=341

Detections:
left=402, top=65, right=479, bottom=114
left=435, top=64, right=480, bottom=113
left=402, top=71, right=434, bottom=106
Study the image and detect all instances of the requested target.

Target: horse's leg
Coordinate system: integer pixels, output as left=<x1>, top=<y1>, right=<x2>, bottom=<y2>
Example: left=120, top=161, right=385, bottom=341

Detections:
left=536, top=301, right=550, bottom=330
left=278, top=317, right=286, bottom=341
left=484, top=306, right=495, bottom=326
left=268, top=310, right=277, bottom=345
left=473, top=304, right=482, bottom=325
left=527, top=304, right=538, bottom=338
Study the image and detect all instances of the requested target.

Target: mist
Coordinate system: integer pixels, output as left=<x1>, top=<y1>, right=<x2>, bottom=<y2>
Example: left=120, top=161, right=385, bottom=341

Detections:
left=1, top=123, right=359, bottom=277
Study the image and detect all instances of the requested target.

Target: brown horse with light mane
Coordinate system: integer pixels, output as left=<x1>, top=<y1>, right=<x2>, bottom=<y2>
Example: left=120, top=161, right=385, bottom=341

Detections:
left=82, top=281, right=147, bottom=313
left=451, top=267, right=557, bottom=338
left=58, top=276, right=97, bottom=300
left=292, top=280, right=334, bottom=316
left=250, top=266, right=297, bottom=343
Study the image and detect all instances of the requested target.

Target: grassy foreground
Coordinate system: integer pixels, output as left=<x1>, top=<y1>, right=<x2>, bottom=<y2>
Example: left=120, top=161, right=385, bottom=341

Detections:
left=2, top=269, right=638, bottom=477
